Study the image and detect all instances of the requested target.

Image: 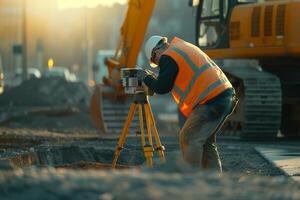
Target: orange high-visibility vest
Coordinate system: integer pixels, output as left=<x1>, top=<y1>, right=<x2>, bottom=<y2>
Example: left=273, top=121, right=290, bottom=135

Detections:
left=163, top=37, right=232, bottom=117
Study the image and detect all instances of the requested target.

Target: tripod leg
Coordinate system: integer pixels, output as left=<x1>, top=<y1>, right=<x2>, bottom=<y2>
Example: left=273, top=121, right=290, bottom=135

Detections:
left=138, top=104, right=153, bottom=167
left=144, top=104, right=153, bottom=146
left=137, top=104, right=146, bottom=147
left=143, top=104, right=154, bottom=167
left=112, top=103, right=137, bottom=169
left=144, top=103, right=165, bottom=161
left=144, top=145, right=154, bottom=167
left=138, top=104, right=153, bottom=166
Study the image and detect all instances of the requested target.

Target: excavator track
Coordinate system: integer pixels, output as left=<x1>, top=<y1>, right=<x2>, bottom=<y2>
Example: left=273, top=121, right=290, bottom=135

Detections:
left=90, top=85, right=139, bottom=134
left=102, top=98, right=139, bottom=134
left=221, top=65, right=282, bottom=139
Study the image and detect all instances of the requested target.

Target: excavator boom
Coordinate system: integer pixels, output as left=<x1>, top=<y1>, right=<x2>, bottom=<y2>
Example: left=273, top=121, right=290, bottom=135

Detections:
left=105, top=0, right=156, bottom=82
left=90, top=0, right=156, bottom=133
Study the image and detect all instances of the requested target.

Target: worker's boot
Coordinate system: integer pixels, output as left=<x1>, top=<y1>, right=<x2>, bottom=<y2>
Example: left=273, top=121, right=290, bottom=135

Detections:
left=202, top=142, right=222, bottom=175
left=180, top=133, right=222, bottom=175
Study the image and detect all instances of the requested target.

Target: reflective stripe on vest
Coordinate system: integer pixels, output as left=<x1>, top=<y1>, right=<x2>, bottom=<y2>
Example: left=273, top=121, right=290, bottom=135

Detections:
left=170, top=46, right=225, bottom=108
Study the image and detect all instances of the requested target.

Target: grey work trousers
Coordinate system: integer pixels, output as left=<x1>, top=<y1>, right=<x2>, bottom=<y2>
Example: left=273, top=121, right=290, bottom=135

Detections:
left=179, top=90, right=237, bottom=174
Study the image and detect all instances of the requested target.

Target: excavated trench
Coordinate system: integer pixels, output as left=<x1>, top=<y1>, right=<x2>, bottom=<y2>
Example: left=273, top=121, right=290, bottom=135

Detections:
left=0, top=139, right=149, bottom=170
left=0, top=131, right=285, bottom=177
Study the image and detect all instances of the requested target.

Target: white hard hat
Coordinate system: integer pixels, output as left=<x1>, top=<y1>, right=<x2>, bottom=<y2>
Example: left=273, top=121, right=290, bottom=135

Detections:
left=144, top=35, right=167, bottom=68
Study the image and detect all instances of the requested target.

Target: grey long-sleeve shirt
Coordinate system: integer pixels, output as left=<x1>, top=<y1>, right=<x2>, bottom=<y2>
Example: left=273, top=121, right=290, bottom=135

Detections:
left=143, top=55, right=179, bottom=94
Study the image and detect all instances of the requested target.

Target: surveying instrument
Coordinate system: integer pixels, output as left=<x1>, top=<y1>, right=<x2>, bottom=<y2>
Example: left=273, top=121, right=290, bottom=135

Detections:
left=112, top=68, right=165, bottom=168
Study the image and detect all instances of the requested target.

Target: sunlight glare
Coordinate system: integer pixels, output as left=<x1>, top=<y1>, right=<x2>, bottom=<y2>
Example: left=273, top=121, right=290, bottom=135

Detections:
left=58, top=0, right=127, bottom=9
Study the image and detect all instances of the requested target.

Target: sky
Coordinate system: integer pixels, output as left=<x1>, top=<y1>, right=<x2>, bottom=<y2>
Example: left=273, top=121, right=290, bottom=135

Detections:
left=58, top=0, right=127, bottom=9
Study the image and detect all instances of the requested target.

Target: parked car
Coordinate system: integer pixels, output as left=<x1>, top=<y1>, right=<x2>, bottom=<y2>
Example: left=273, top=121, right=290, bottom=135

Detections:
left=28, top=68, right=42, bottom=79
left=44, top=66, right=76, bottom=82
left=12, top=67, right=42, bottom=87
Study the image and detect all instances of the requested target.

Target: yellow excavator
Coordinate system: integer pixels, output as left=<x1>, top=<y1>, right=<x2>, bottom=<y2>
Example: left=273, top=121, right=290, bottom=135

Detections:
left=90, top=0, right=156, bottom=134
left=90, top=0, right=300, bottom=139
left=193, top=0, right=300, bottom=138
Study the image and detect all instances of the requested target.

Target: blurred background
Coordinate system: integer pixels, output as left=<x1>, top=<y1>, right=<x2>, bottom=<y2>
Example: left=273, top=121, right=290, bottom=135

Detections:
left=0, top=0, right=195, bottom=87
left=0, top=0, right=196, bottom=133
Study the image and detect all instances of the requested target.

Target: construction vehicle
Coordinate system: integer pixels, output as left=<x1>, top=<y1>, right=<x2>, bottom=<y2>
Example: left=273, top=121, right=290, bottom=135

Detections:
left=90, top=0, right=156, bottom=134
left=90, top=0, right=300, bottom=139
left=192, top=0, right=300, bottom=138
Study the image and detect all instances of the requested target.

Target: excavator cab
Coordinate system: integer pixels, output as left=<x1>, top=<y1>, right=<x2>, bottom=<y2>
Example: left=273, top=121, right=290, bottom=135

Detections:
left=194, top=0, right=259, bottom=49
left=195, top=0, right=232, bottom=48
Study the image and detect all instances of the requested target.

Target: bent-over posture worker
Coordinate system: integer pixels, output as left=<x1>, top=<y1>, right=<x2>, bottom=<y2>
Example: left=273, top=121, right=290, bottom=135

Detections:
left=139, top=35, right=238, bottom=174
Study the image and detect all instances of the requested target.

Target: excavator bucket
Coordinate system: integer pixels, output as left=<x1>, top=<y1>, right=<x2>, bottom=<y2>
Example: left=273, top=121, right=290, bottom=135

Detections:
left=90, top=85, right=106, bottom=133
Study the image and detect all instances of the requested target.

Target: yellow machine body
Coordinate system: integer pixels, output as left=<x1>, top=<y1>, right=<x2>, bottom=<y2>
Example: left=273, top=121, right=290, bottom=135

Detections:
left=205, top=1, right=300, bottom=59
left=195, top=0, right=300, bottom=137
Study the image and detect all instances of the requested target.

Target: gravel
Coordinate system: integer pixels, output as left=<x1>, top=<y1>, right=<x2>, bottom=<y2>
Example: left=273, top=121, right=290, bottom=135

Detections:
left=0, top=166, right=298, bottom=200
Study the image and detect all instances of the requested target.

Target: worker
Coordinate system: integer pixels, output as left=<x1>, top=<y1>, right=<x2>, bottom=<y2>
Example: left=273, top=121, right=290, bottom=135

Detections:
left=138, top=35, right=238, bottom=174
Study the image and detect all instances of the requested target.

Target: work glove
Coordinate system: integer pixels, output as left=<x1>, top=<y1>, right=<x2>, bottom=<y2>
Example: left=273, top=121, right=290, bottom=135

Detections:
left=136, top=70, right=148, bottom=80
left=137, top=69, right=157, bottom=80
left=144, top=69, right=157, bottom=79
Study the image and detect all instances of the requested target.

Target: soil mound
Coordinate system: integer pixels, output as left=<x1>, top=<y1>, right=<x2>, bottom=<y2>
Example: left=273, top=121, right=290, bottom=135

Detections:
left=0, top=77, right=91, bottom=107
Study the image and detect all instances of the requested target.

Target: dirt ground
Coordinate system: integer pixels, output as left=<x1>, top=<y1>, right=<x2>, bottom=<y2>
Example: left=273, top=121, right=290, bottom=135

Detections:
left=0, top=126, right=298, bottom=200
left=0, top=78, right=299, bottom=199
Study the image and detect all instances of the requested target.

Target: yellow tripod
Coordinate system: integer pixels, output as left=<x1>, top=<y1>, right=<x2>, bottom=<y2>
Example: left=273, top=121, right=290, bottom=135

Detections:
left=112, top=92, right=165, bottom=168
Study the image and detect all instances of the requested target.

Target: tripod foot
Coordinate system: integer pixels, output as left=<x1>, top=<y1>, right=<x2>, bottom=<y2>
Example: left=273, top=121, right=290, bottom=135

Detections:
left=143, top=145, right=154, bottom=167
left=155, top=145, right=166, bottom=161
left=112, top=147, right=123, bottom=169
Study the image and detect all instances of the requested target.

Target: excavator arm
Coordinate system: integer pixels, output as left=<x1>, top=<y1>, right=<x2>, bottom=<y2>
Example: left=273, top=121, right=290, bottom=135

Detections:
left=104, top=0, right=156, bottom=87
left=90, top=0, right=156, bottom=133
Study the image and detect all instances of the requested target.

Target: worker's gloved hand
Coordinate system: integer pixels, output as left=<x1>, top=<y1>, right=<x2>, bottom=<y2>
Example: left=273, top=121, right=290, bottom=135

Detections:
left=137, top=70, right=147, bottom=80
left=144, top=69, right=157, bottom=79
left=137, top=69, right=154, bottom=80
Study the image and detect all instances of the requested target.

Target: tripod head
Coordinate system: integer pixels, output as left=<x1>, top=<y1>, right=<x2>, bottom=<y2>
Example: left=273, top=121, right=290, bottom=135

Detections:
left=121, top=68, right=154, bottom=96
